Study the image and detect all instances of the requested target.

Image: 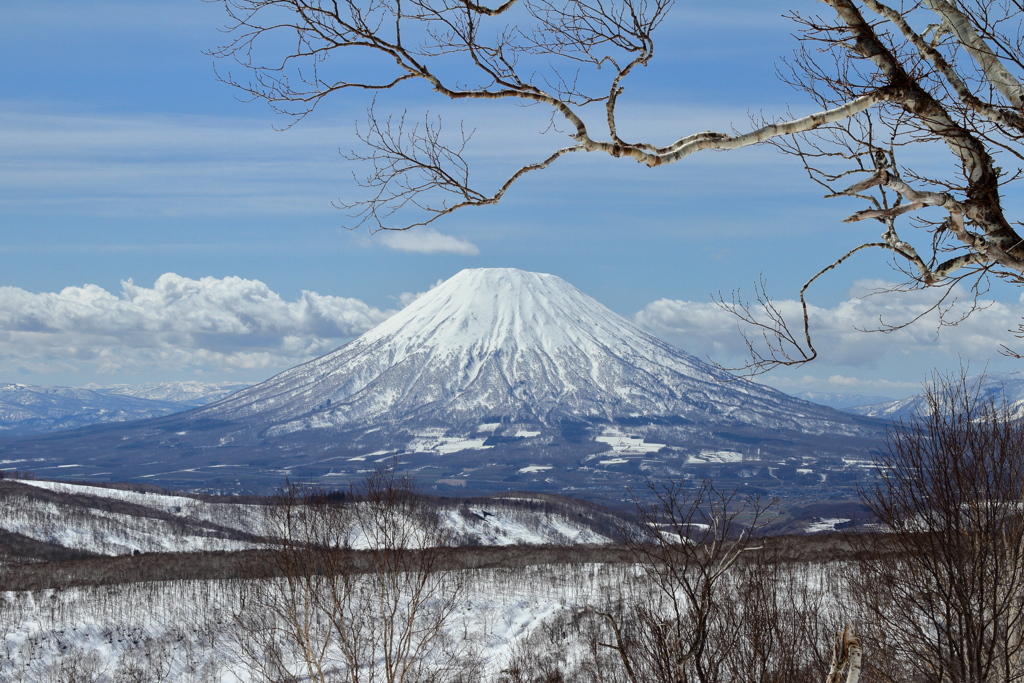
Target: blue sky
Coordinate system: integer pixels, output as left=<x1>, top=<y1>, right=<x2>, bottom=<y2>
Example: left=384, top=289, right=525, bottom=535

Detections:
left=2, top=0, right=1022, bottom=398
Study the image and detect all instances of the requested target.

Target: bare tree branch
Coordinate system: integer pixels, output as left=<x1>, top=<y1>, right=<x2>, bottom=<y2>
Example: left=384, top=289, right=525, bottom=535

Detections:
left=209, top=0, right=1024, bottom=372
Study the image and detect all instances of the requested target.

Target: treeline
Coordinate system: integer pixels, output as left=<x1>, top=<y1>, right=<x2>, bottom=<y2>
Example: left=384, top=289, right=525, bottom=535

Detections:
left=0, top=534, right=869, bottom=592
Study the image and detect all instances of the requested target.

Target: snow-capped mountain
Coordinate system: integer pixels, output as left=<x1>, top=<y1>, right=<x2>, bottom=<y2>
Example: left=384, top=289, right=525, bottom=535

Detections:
left=199, top=268, right=859, bottom=435
left=0, top=384, right=187, bottom=434
left=795, top=391, right=898, bottom=410
left=844, top=395, right=925, bottom=420
left=0, top=268, right=886, bottom=501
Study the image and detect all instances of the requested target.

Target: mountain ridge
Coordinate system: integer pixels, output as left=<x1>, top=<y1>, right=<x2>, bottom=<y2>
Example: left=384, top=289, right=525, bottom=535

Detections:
left=844, top=369, right=1024, bottom=419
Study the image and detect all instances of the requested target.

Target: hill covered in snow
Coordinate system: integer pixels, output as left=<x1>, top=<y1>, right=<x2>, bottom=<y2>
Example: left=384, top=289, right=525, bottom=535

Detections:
left=0, top=477, right=623, bottom=561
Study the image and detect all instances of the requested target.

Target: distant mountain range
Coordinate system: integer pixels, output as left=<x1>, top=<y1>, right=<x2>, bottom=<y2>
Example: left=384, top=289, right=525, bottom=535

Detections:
left=842, top=370, right=1024, bottom=420
left=0, top=269, right=887, bottom=504
left=0, top=381, right=250, bottom=435
left=85, top=381, right=251, bottom=405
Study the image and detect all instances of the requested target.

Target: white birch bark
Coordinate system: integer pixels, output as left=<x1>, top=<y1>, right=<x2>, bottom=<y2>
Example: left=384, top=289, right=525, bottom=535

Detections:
left=923, top=0, right=1024, bottom=109
left=825, top=626, right=861, bottom=683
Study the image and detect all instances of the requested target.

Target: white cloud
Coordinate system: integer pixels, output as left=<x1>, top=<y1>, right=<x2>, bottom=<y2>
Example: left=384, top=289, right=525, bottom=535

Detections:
left=636, top=279, right=1024, bottom=394
left=377, top=229, right=480, bottom=255
left=0, top=274, right=394, bottom=377
left=394, top=279, right=444, bottom=308
left=763, top=374, right=923, bottom=396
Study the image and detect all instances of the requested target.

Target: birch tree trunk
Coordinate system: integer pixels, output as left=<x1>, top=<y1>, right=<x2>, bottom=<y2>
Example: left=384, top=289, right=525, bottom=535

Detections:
left=825, top=627, right=862, bottom=683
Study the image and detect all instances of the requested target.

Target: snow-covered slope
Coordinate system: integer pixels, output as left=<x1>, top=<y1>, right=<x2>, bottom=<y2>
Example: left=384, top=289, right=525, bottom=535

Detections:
left=199, top=268, right=862, bottom=436
left=0, top=479, right=616, bottom=557
left=796, top=391, right=898, bottom=410
left=0, top=559, right=638, bottom=683
left=0, top=382, right=250, bottom=434
left=844, top=395, right=925, bottom=420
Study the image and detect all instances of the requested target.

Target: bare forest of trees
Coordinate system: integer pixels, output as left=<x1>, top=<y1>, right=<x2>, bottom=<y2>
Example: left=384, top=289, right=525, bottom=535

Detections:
left=7, top=2, right=1020, bottom=679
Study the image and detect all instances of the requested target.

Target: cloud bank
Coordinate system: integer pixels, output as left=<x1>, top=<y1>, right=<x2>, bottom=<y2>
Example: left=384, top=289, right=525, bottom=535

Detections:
left=636, top=279, right=1024, bottom=393
left=0, top=274, right=393, bottom=377
left=5, top=274, right=1020, bottom=394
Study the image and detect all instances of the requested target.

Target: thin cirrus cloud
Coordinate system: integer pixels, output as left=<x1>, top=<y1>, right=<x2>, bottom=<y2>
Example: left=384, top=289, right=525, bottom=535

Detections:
left=376, top=228, right=480, bottom=255
left=0, top=107, right=354, bottom=219
left=0, top=103, right=790, bottom=222
left=0, top=274, right=394, bottom=377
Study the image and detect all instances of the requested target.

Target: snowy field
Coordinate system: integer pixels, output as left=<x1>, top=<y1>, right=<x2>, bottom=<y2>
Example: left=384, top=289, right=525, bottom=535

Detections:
left=0, top=563, right=641, bottom=682
left=0, top=557, right=847, bottom=683
left=0, top=559, right=842, bottom=682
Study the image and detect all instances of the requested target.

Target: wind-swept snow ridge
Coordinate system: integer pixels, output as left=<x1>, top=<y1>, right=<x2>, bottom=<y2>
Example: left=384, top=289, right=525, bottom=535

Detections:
left=197, top=268, right=839, bottom=434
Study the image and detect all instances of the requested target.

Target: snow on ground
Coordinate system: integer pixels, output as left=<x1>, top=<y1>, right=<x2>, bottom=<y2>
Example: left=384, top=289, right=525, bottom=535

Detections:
left=347, top=449, right=396, bottom=462
left=0, top=560, right=843, bottom=682
left=16, top=479, right=275, bottom=539
left=0, top=482, right=269, bottom=555
left=2, top=479, right=612, bottom=556
left=445, top=506, right=612, bottom=546
left=408, top=435, right=493, bottom=454
left=0, top=562, right=643, bottom=683
left=21, top=479, right=202, bottom=510
left=0, top=497, right=259, bottom=555
left=595, top=431, right=665, bottom=455
left=686, top=450, right=744, bottom=464
left=518, top=465, right=553, bottom=474
left=805, top=518, right=852, bottom=533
